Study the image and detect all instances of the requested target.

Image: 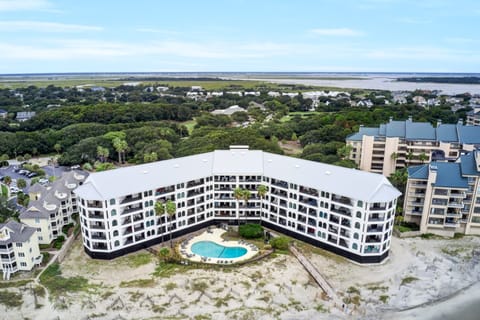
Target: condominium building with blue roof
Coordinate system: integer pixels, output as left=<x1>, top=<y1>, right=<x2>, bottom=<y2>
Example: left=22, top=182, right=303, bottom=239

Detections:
left=403, top=150, right=480, bottom=236
left=346, top=117, right=480, bottom=176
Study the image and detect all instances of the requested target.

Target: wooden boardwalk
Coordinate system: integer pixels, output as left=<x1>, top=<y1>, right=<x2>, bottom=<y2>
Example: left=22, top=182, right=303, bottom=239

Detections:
left=290, top=245, right=342, bottom=306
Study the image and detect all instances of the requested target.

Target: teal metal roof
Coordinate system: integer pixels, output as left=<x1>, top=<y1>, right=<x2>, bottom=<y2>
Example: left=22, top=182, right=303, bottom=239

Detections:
left=347, top=119, right=480, bottom=144
left=432, top=162, right=468, bottom=188
left=459, top=151, right=480, bottom=176
left=407, top=165, right=429, bottom=179
left=457, top=126, right=480, bottom=144
left=436, top=124, right=458, bottom=142
left=405, top=121, right=436, bottom=140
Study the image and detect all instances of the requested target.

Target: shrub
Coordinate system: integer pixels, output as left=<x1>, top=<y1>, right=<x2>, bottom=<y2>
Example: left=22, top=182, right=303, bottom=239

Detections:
left=270, top=236, right=290, bottom=250
left=238, top=223, right=263, bottom=239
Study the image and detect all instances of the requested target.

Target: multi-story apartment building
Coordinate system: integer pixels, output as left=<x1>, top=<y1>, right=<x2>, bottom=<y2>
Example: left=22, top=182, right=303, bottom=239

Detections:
left=403, top=150, right=480, bottom=237
left=466, top=106, right=480, bottom=126
left=0, top=221, right=42, bottom=278
left=74, top=146, right=400, bottom=264
left=20, top=170, right=87, bottom=244
left=346, top=117, right=480, bottom=176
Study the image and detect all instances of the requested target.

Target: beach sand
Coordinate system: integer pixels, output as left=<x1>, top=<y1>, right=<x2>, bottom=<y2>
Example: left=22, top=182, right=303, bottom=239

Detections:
left=1, top=234, right=479, bottom=319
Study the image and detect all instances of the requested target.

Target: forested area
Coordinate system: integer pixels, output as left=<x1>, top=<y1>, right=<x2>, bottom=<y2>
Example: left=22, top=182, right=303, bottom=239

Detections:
left=0, top=82, right=470, bottom=169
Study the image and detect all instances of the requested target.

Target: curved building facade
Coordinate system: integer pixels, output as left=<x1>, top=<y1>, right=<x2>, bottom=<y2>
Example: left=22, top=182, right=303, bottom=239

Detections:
left=74, top=146, right=401, bottom=264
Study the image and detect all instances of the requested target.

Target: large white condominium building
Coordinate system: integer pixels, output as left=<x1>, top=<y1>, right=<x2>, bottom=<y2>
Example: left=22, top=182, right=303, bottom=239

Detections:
left=0, top=221, right=42, bottom=278
left=20, top=170, right=87, bottom=244
left=74, top=146, right=401, bottom=264
left=346, top=117, right=480, bottom=177
left=404, top=150, right=480, bottom=237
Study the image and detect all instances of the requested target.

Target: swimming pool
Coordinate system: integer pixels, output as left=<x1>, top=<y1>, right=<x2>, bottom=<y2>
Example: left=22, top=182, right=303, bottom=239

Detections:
left=191, top=241, right=247, bottom=259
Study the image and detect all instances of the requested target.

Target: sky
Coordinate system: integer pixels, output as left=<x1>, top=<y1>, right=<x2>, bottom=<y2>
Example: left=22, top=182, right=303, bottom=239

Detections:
left=0, top=0, right=479, bottom=73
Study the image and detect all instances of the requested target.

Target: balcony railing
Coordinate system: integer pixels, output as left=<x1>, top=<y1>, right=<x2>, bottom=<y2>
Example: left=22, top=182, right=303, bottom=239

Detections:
left=331, top=196, right=353, bottom=207
left=121, top=195, right=142, bottom=204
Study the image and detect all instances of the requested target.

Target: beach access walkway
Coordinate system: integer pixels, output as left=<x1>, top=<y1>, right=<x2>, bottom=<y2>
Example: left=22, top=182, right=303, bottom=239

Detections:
left=290, top=244, right=342, bottom=306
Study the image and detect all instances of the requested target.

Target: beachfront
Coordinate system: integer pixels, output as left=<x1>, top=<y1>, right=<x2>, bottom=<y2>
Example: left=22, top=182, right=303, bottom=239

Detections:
left=1, top=232, right=479, bottom=319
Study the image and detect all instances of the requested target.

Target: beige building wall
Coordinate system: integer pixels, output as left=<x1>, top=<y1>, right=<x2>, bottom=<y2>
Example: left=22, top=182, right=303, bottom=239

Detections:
left=359, top=136, right=374, bottom=172
left=14, top=234, right=41, bottom=271
left=383, top=137, right=400, bottom=176
left=20, top=217, right=52, bottom=245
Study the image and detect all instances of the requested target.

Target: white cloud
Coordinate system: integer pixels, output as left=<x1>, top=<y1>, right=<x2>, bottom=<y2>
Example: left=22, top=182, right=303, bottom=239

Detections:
left=0, top=21, right=103, bottom=32
left=365, top=46, right=479, bottom=62
left=310, top=28, right=364, bottom=37
left=0, top=0, right=52, bottom=11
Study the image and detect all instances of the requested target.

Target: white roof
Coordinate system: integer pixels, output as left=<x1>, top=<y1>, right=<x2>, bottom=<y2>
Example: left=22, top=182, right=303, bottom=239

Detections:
left=75, top=149, right=400, bottom=203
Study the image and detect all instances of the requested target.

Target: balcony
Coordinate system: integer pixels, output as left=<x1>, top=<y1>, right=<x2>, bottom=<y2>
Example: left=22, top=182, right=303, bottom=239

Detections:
left=299, top=197, right=318, bottom=207
left=186, top=179, right=204, bottom=188
left=368, top=214, right=385, bottom=222
left=91, top=233, right=106, bottom=240
left=329, top=215, right=340, bottom=224
left=271, top=179, right=288, bottom=189
left=121, top=194, right=142, bottom=204
left=121, top=217, right=132, bottom=225
left=364, top=245, right=380, bottom=254
left=330, top=205, right=352, bottom=217
left=121, top=205, right=143, bottom=215
left=214, top=176, right=236, bottom=183
left=369, top=204, right=387, bottom=211
left=133, top=214, right=144, bottom=222
left=341, top=218, right=351, bottom=228
left=367, top=225, right=383, bottom=233
left=299, top=187, right=319, bottom=197
left=187, top=188, right=204, bottom=198
left=89, top=223, right=105, bottom=230
left=88, top=212, right=104, bottom=219
left=86, top=201, right=102, bottom=209
left=331, top=195, right=354, bottom=207
left=366, top=236, right=382, bottom=243
left=123, top=227, right=133, bottom=236
left=92, top=243, right=108, bottom=251
left=214, top=203, right=236, bottom=209
left=447, top=201, right=464, bottom=209
left=449, top=191, right=466, bottom=198
left=339, top=229, right=350, bottom=238
left=156, top=186, right=175, bottom=196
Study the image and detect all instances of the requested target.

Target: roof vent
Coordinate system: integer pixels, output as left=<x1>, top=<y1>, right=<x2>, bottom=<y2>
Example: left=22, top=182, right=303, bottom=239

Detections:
left=229, top=145, right=249, bottom=150
left=143, top=170, right=148, bottom=174
left=295, top=164, right=300, bottom=168
left=325, top=171, right=331, bottom=175
left=174, top=164, right=179, bottom=168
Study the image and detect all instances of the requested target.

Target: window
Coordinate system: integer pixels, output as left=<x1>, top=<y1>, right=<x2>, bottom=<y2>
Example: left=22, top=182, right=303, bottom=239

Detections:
left=357, top=201, right=363, bottom=207
left=20, top=262, right=27, bottom=267
left=114, top=240, right=120, bottom=247
left=352, top=243, right=358, bottom=250
left=113, top=230, right=119, bottom=237
left=38, top=236, right=43, bottom=241
left=111, top=209, right=117, bottom=216
left=35, top=218, right=40, bottom=223
left=353, top=233, right=359, bottom=240
left=36, top=228, right=41, bottom=232
left=110, top=199, right=116, bottom=205
left=355, top=222, right=360, bottom=229
left=16, top=243, right=22, bottom=248
left=356, top=211, right=362, bottom=218
left=18, top=252, right=25, bottom=257
left=112, top=220, right=118, bottom=227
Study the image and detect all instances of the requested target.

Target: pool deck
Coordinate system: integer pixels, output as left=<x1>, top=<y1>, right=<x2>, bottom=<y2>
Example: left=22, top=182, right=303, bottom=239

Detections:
left=179, top=228, right=259, bottom=264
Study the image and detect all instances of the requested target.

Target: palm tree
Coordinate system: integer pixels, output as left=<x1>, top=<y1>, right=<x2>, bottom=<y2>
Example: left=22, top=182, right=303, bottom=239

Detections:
left=419, top=152, right=428, bottom=164
left=165, top=200, right=176, bottom=249
left=17, top=178, right=26, bottom=190
left=113, top=138, right=128, bottom=164
left=234, top=187, right=244, bottom=225
left=242, top=189, right=251, bottom=223
left=406, top=151, right=414, bottom=165
left=155, top=201, right=166, bottom=243
left=256, top=185, right=268, bottom=224
left=97, top=146, right=109, bottom=163
left=54, top=143, right=61, bottom=154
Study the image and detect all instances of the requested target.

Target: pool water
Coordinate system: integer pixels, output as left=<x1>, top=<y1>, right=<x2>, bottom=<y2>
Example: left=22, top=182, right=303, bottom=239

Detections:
left=191, top=241, right=247, bottom=258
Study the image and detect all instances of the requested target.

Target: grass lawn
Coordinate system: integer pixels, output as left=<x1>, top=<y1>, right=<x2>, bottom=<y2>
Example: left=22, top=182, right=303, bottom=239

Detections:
left=280, top=111, right=323, bottom=123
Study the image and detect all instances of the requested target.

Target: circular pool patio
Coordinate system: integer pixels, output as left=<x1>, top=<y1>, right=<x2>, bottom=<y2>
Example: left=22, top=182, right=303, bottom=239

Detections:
left=179, top=228, right=258, bottom=264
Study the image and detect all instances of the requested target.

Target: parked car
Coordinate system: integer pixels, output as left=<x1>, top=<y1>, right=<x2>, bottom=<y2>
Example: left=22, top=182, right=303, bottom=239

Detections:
left=27, top=172, right=38, bottom=178
left=9, top=186, right=20, bottom=194
left=18, top=170, right=30, bottom=175
left=38, top=178, right=49, bottom=185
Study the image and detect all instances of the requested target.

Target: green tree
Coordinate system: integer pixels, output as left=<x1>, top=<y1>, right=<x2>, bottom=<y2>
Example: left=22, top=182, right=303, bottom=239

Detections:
left=155, top=201, right=166, bottom=243
left=54, top=143, right=62, bottom=154
left=337, top=144, right=353, bottom=159
left=17, top=178, right=27, bottom=189
left=256, top=185, right=268, bottom=224
left=112, top=138, right=128, bottom=164
left=143, top=152, right=158, bottom=163
left=3, top=176, right=12, bottom=186
left=159, top=247, right=171, bottom=263
left=24, top=153, right=31, bottom=161
left=419, top=152, right=428, bottom=163
left=96, top=146, right=109, bottom=163
left=234, top=187, right=244, bottom=225
left=406, top=151, right=414, bottom=164
left=165, top=200, right=176, bottom=249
